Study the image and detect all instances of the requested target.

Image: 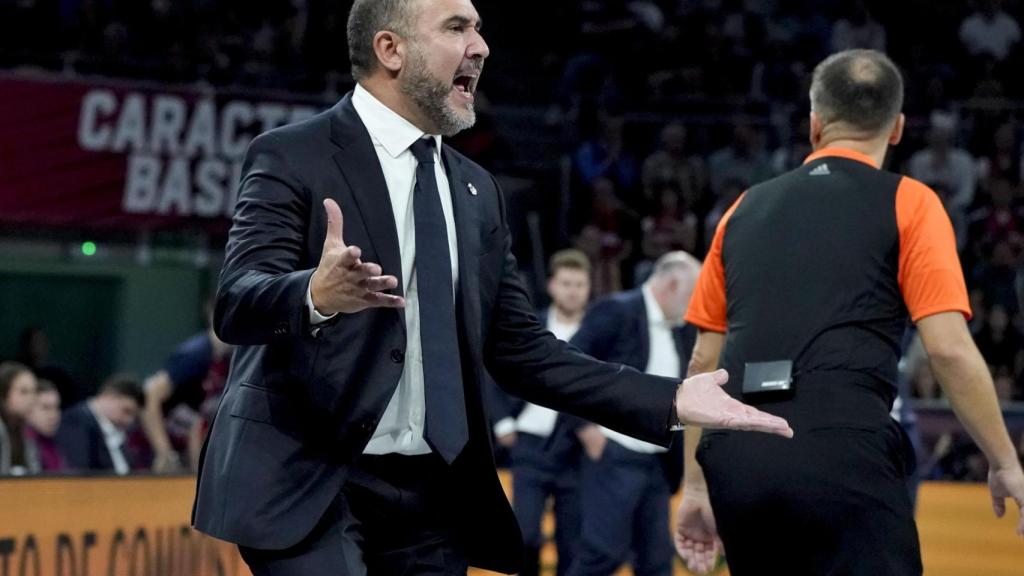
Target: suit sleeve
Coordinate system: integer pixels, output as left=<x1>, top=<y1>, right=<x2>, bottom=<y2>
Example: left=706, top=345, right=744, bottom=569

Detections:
left=214, top=131, right=317, bottom=345
left=483, top=178, right=678, bottom=447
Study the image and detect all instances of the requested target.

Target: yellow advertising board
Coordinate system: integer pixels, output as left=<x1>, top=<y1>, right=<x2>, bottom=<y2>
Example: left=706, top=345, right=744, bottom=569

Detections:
left=1, top=476, right=1020, bottom=576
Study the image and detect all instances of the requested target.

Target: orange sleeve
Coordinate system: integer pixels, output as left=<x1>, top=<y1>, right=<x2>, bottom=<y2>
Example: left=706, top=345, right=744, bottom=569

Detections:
left=685, top=193, right=747, bottom=333
left=896, top=177, right=972, bottom=322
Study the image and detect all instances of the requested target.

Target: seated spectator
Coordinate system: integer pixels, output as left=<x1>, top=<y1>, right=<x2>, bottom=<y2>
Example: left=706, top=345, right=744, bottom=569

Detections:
left=640, top=122, right=706, bottom=211
left=973, top=304, right=1024, bottom=378
left=707, top=118, right=773, bottom=198
left=770, top=112, right=813, bottom=175
left=976, top=121, right=1021, bottom=185
left=906, top=111, right=977, bottom=248
left=971, top=239, right=1023, bottom=317
left=574, top=177, right=638, bottom=297
left=25, top=379, right=65, bottom=472
left=959, top=0, right=1021, bottom=63
left=15, top=327, right=79, bottom=407
left=705, top=177, right=747, bottom=248
left=142, top=303, right=232, bottom=472
left=638, top=184, right=699, bottom=281
left=830, top=0, right=887, bottom=52
left=0, top=362, right=40, bottom=476
left=56, top=374, right=144, bottom=476
left=575, top=110, right=641, bottom=204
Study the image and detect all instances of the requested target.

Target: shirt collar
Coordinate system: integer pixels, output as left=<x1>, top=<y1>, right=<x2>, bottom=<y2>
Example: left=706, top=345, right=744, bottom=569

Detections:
left=642, top=283, right=671, bottom=327
left=88, top=401, right=124, bottom=445
left=803, top=147, right=880, bottom=169
left=351, top=84, right=443, bottom=160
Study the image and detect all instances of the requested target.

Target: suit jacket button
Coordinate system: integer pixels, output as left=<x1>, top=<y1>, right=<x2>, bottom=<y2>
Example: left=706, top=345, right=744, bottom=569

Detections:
left=390, top=349, right=404, bottom=363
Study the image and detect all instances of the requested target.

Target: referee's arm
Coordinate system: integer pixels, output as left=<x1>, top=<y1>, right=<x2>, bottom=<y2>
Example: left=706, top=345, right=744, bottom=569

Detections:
left=899, top=178, right=1024, bottom=535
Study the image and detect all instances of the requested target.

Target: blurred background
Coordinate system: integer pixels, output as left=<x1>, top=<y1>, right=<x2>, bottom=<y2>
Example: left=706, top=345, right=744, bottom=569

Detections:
left=0, top=0, right=1022, bottom=574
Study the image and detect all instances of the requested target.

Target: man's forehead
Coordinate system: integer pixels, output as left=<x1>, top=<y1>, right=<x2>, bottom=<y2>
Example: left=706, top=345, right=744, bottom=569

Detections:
left=416, top=0, right=481, bottom=25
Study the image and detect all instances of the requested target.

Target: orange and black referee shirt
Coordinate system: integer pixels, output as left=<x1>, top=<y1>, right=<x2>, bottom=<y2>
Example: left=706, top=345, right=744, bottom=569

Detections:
left=685, top=147, right=971, bottom=395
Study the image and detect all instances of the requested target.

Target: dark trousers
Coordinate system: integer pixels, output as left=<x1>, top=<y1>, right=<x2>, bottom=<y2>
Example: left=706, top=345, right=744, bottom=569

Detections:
left=698, top=421, right=922, bottom=576
left=567, top=440, right=673, bottom=576
left=511, top=433, right=581, bottom=576
left=239, top=454, right=468, bottom=576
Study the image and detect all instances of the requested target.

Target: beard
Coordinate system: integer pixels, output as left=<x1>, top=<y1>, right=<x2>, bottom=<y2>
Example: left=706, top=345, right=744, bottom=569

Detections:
left=401, top=46, right=477, bottom=137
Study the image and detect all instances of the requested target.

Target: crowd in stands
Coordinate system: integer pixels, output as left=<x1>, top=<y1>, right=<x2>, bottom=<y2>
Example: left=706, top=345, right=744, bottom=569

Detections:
left=1, top=0, right=1023, bottom=478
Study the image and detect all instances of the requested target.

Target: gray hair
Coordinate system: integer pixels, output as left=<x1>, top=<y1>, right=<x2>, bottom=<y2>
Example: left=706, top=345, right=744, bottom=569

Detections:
left=347, top=0, right=418, bottom=81
left=651, top=251, right=702, bottom=280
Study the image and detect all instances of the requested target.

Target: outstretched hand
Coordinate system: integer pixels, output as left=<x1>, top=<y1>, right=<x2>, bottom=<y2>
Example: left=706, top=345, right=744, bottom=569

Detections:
left=676, top=370, right=793, bottom=437
left=310, top=199, right=405, bottom=315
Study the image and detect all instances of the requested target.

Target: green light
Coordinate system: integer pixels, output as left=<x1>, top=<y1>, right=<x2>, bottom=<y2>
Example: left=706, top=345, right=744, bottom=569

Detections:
left=81, top=241, right=97, bottom=256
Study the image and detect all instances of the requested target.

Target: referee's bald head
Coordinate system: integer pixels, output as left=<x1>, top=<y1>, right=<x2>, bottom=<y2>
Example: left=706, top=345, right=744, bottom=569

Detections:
left=810, top=49, right=904, bottom=137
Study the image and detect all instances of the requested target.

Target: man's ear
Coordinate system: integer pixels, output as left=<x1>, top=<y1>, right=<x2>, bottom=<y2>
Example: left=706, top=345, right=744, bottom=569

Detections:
left=809, top=111, right=824, bottom=148
left=373, top=30, right=406, bottom=74
left=889, top=113, right=905, bottom=146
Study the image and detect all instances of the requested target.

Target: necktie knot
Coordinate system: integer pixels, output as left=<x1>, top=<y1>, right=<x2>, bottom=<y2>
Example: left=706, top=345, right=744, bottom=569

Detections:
left=410, top=138, right=437, bottom=165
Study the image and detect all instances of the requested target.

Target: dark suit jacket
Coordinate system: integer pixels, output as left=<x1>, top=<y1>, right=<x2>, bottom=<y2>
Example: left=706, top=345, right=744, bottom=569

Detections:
left=55, top=402, right=115, bottom=472
left=563, top=288, right=696, bottom=488
left=192, top=92, right=679, bottom=574
left=483, top=307, right=584, bottom=466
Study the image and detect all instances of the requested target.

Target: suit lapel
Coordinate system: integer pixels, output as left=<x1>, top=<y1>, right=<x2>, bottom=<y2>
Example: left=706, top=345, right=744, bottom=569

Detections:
left=634, top=291, right=651, bottom=370
left=443, top=147, right=482, bottom=350
left=328, top=95, right=406, bottom=322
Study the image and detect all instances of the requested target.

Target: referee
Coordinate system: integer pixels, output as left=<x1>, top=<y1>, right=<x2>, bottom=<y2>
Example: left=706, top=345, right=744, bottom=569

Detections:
left=674, top=49, right=1024, bottom=575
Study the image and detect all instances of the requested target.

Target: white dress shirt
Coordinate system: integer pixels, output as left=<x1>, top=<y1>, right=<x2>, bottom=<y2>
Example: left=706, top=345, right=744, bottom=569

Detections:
left=89, top=402, right=130, bottom=475
left=493, top=306, right=581, bottom=438
left=307, top=84, right=459, bottom=456
left=601, top=284, right=679, bottom=454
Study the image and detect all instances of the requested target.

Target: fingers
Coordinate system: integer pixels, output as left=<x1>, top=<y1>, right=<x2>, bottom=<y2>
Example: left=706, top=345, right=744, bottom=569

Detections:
left=359, top=275, right=399, bottom=292
left=725, top=400, right=794, bottom=437
left=337, top=245, right=362, bottom=269
left=710, top=368, right=729, bottom=387
left=323, top=199, right=346, bottom=249
left=362, top=291, right=405, bottom=309
left=992, top=494, right=1006, bottom=518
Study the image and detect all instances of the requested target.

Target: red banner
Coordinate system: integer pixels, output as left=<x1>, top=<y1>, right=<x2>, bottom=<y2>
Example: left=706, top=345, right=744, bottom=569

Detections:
left=0, top=73, right=326, bottom=232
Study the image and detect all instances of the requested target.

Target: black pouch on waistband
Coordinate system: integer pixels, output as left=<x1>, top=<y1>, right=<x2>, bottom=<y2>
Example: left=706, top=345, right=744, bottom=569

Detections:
left=742, top=360, right=794, bottom=397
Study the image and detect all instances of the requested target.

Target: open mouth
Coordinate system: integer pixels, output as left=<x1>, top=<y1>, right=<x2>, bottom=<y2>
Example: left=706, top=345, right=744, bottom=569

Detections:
left=453, top=73, right=478, bottom=99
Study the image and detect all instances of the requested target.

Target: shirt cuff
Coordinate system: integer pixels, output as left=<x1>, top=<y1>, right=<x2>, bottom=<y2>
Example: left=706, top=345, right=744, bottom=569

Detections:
left=493, top=417, right=516, bottom=438
left=307, top=275, right=337, bottom=325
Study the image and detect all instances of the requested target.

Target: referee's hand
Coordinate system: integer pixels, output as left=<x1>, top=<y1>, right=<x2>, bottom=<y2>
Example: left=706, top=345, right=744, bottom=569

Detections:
left=988, top=464, right=1024, bottom=537
left=675, top=370, right=794, bottom=437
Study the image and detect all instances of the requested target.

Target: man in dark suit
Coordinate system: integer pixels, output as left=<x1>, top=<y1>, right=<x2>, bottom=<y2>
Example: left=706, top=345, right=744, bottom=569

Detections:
left=56, top=374, right=143, bottom=474
left=565, top=252, right=699, bottom=576
left=191, top=1, right=793, bottom=575
left=488, top=249, right=592, bottom=576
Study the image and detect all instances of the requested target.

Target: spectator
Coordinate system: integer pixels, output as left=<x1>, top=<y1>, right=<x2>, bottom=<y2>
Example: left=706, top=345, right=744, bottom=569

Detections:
left=638, top=183, right=699, bottom=280
left=25, top=379, right=65, bottom=472
left=0, top=362, right=40, bottom=476
left=707, top=118, right=773, bottom=197
left=770, top=112, right=813, bottom=175
left=56, top=374, right=144, bottom=475
left=973, top=304, right=1024, bottom=377
left=15, top=327, right=78, bottom=407
left=640, top=122, right=706, bottom=211
left=575, top=110, right=641, bottom=204
left=976, top=121, right=1021, bottom=186
left=574, top=177, right=638, bottom=297
left=971, top=239, right=1022, bottom=316
left=906, top=111, right=977, bottom=247
left=704, top=177, right=747, bottom=248
left=830, top=0, right=887, bottom=53
left=141, top=304, right=232, bottom=472
left=959, top=0, right=1021, bottom=62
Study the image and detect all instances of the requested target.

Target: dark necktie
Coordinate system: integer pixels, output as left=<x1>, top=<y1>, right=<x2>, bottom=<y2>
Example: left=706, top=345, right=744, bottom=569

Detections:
left=410, top=138, right=468, bottom=463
